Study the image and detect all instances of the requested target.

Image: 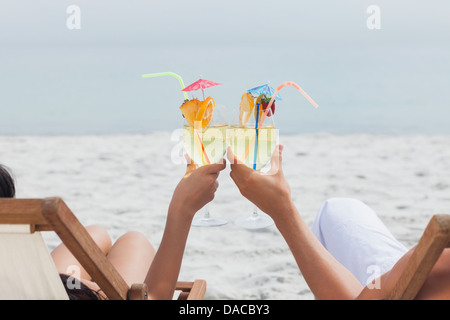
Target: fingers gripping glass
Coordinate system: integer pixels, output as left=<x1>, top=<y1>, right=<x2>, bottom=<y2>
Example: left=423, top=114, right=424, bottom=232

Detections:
left=182, top=105, right=228, bottom=227
left=230, top=104, right=276, bottom=230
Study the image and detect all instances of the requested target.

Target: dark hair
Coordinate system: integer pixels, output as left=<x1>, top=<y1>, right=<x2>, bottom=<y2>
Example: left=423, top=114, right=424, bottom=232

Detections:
left=0, top=164, right=15, bottom=198
left=59, top=274, right=102, bottom=300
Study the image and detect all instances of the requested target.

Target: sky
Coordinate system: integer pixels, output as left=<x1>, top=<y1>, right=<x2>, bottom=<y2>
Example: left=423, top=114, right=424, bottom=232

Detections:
left=1, top=0, right=449, bottom=135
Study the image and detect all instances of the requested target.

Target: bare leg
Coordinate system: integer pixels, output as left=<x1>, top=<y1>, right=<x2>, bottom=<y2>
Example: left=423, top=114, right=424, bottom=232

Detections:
left=51, top=225, right=113, bottom=281
left=52, top=226, right=156, bottom=298
left=106, top=231, right=156, bottom=286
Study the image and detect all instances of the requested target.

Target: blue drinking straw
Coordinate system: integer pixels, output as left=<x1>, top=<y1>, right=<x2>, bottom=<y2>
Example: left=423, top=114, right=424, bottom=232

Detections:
left=253, top=103, right=260, bottom=170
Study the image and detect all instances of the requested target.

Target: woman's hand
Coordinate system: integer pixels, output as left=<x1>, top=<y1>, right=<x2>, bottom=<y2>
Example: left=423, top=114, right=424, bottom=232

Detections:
left=227, top=145, right=293, bottom=222
left=169, top=156, right=226, bottom=221
left=146, top=156, right=225, bottom=299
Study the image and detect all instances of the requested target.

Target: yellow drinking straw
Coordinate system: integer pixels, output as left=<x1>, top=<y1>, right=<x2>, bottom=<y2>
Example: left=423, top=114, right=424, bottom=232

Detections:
left=240, top=81, right=319, bottom=162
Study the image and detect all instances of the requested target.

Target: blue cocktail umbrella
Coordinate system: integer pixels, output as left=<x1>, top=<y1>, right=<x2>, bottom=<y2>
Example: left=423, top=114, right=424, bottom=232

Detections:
left=247, top=84, right=282, bottom=100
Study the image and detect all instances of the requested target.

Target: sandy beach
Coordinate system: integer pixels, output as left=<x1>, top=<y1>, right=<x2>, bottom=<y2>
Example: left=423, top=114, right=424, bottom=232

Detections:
left=1, top=132, right=449, bottom=299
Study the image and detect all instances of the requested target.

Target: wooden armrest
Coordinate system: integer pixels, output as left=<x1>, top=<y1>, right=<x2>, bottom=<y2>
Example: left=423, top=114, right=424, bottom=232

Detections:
left=176, top=280, right=207, bottom=300
left=388, top=214, right=450, bottom=300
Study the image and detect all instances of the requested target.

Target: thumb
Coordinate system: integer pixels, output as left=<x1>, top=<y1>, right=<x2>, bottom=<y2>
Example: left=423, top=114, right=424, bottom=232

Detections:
left=184, top=154, right=197, bottom=177
left=227, top=146, right=243, bottom=165
left=267, top=145, right=283, bottom=175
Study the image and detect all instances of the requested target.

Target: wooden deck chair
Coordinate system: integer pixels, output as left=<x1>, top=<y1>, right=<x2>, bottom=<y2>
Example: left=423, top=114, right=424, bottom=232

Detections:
left=388, top=214, right=450, bottom=300
left=0, top=197, right=206, bottom=300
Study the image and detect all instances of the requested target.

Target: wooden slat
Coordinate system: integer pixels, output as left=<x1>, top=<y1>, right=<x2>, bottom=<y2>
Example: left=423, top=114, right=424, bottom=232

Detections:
left=187, top=280, right=207, bottom=300
left=176, top=281, right=192, bottom=300
left=175, top=280, right=206, bottom=300
left=176, top=280, right=207, bottom=300
left=128, top=283, right=148, bottom=300
left=0, top=199, right=49, bottom=229
left=388, top=214, right=450, bottom=300
left=176, top=281, right=194, bottom=291
left=178, top=292, right=189, bottom=300
left=41, top=197, right=130, bottom=300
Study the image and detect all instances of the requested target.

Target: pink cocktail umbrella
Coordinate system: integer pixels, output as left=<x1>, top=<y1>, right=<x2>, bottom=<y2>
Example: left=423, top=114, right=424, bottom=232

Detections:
left=182, top=78, right=221, bottom=100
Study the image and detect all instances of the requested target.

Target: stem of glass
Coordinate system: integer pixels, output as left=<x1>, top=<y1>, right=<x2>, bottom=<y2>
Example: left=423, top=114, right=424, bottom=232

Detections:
left=252, top=204, right=259, bottom=217
left=203, top=203, right=210, bottom=219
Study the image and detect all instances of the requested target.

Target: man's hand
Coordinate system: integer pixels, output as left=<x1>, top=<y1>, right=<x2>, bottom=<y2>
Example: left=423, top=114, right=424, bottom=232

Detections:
left=227, top=145, right=292, bottom=221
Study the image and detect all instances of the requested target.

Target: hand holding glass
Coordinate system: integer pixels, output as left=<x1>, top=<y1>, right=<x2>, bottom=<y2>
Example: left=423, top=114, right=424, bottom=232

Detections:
left=182, top=105, right=228, bottom=227
left=229, top=105, right=277, bottom=229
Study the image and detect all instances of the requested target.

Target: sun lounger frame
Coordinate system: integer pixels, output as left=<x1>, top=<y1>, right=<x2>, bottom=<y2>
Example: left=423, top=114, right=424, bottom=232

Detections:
left=0, top=198, right=206, bottom=300
left=388, top=214, right=450, bottom=300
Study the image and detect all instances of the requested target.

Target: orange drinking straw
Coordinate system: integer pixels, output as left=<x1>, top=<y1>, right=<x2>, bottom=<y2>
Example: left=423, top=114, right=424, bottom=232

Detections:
left=194, top=127, right=211, bottom=165
left=239, top=81, right=319, bottom=162
left=260, top=81, right=318, bottom=124
left=198, top=133, right=211, bottom=164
